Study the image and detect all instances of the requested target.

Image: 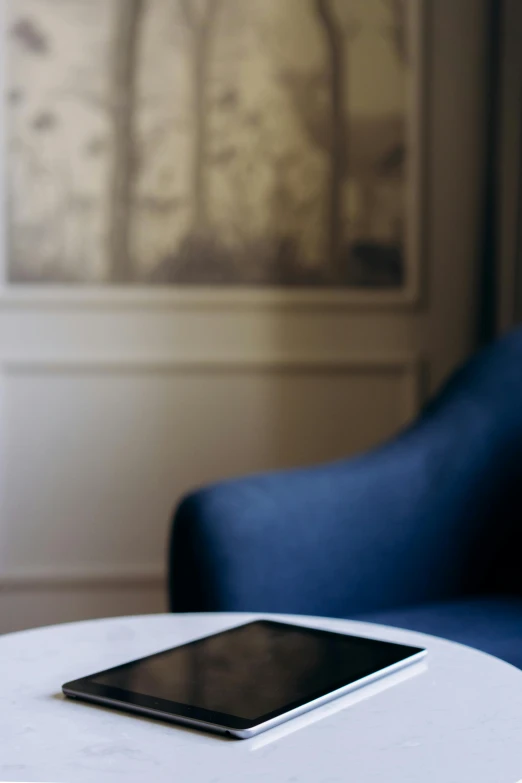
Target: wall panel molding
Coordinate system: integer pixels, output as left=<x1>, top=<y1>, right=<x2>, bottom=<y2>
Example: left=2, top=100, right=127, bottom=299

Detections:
left=0, top=566, right=165, bottom=592
left=1, top=354, right=424, bottom=423
left=1, top=353, right=422, bottom=370
left=0, top=287, right=421, bottom=310
left=0, top=353, right=423, bottom=626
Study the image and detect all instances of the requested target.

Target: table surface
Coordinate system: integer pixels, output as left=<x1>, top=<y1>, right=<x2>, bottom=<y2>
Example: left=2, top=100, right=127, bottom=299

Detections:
left=1, top=612, right=522, bottom=783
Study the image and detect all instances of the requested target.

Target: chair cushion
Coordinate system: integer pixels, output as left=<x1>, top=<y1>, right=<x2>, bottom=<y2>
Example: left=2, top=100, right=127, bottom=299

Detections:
left=355, top=596, right=522, bottom=669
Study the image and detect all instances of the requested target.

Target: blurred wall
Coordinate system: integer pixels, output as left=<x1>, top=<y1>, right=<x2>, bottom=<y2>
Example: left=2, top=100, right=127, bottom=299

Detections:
left=0, top=0, right=490, bottom=633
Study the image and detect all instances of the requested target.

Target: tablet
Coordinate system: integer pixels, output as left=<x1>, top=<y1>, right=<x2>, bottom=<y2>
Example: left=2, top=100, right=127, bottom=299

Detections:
left=62, top=619, right=426, bottom=739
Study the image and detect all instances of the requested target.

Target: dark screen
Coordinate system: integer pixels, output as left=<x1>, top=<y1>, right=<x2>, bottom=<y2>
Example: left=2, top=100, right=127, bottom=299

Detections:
left=91, top=621, right=421, bottom=721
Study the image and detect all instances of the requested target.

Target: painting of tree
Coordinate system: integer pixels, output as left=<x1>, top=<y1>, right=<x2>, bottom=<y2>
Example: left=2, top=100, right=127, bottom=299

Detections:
left=5, top=0, right=417, bottom=290
left=178, top=0, right=222, bottom=236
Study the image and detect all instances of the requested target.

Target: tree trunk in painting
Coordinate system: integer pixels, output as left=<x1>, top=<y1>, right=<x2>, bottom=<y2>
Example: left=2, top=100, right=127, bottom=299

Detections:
left=107, top=0, right=145, bottom=283
left=387, top=0, right=409, bottom=65
left=181, top=0, right=222, bottom=236
left=315, top=0, right=347, bottom=279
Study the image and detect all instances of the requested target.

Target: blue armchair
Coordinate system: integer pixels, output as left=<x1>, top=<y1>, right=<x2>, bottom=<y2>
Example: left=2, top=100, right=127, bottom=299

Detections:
left=169, top=329, right=522, bottom=668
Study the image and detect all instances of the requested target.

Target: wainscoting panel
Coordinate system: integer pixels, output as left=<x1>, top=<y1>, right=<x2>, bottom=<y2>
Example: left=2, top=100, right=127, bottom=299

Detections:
left=0, top=356, right=420, bottom=632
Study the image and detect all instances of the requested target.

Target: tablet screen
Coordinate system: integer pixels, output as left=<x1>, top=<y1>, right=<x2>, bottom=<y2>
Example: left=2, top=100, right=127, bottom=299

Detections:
left=85, top=620, right=423, bottom=723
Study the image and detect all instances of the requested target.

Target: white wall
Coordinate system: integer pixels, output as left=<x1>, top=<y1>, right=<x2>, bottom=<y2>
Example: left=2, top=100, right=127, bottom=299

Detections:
left=0, top=0, right=490, bottom=633
left=0, top=315, right=421, bottom=633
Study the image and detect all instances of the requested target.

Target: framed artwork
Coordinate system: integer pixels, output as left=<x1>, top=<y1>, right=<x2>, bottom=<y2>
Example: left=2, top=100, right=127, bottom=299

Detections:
left=3, top=0, right=425, bottom=305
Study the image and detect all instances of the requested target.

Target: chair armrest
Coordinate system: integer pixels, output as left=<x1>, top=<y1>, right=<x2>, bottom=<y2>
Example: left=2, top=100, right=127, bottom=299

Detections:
left=169, top=446, right=474, bottom=617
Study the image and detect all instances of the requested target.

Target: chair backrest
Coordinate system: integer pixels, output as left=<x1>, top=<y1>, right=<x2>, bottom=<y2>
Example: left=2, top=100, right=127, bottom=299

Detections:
left=169, top=328, right=522, bottom=617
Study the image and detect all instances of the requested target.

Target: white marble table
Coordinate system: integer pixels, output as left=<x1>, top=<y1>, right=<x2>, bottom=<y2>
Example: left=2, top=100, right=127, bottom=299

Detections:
left=1, top=612, right=522, bottom=782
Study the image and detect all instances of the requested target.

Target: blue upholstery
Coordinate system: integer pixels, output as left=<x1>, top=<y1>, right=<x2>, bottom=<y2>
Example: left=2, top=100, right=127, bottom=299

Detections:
left=357, top=597, right=522, bottom=669
left=169, top=329, right=522, bottom=664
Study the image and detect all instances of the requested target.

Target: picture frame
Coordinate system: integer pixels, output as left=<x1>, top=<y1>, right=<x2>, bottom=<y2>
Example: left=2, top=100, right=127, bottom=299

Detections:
left=0, top=0, right=427, bottom=310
